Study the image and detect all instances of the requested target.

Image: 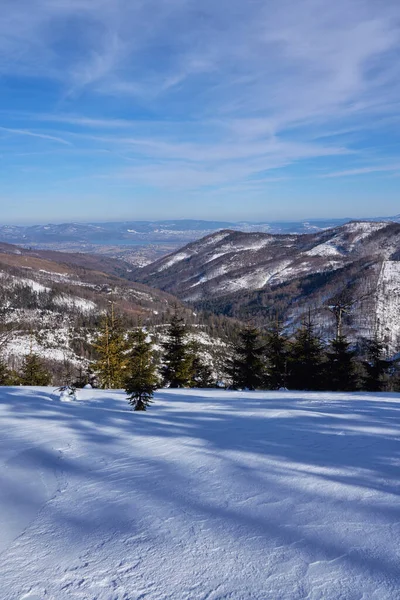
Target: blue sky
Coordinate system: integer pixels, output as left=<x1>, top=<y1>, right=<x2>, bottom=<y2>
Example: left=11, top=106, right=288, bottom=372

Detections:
left=0, top=0, right=399, bottom=224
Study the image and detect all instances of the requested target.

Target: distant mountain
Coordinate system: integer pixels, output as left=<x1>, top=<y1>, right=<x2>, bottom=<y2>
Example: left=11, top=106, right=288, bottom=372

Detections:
left=132, top=221, right=400, bottom=352
left=2, top=217, right=399, bottom=247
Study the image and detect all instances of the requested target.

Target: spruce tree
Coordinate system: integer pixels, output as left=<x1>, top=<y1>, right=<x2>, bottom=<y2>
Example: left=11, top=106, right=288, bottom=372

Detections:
left=161, top=313, right=195, bottom=388
left=191, top=345, right=215, bottom=388
left=20, top=352, right=51, bottom=386
left=363, top=337, right=389, bottom=392
left=125, top=328, right=158, bottom=411
left=230, top=327, right=264, bottom=390
left=93, top=305, right=128, bottom=389
left=325, top=335, right=358, bottom=391
left=289, top=317, right=324, bottom=390
left=264, top=323, right=288, bottom=389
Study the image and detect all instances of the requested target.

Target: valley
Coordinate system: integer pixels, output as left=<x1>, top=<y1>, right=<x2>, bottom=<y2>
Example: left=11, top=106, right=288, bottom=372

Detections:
left=1, top=219, right=400, bottom=381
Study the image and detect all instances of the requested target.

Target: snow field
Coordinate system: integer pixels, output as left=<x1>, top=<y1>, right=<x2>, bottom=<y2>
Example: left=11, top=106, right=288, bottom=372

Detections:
left=0, top=388, right=399, bottom=599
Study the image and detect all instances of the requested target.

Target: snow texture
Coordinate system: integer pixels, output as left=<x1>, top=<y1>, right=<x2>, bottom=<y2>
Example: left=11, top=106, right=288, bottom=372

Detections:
left=0, top=387, right=399, bottom=599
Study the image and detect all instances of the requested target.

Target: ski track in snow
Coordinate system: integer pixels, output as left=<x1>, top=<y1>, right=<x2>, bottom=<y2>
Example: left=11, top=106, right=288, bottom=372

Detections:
left=0, top=387, right=400, bottom=599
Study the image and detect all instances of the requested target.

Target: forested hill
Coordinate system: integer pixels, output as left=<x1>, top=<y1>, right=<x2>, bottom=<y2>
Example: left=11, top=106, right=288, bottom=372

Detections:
left=132, top=221, right=400, bottom=352
left=0, top=242, right=238, bottom=378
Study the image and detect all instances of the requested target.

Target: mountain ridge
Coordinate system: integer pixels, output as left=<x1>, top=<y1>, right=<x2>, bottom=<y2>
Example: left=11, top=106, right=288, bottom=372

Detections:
left=132, top=220, right=400, bottom=352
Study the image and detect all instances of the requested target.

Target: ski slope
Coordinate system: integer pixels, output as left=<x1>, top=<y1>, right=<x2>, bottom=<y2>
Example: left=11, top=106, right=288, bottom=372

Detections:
left=0, top=387, right=399, bottom=600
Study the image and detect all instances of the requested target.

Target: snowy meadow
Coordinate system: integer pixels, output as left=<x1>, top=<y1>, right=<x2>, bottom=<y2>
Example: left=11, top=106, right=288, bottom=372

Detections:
left=0, top=387, right=399, bottom=599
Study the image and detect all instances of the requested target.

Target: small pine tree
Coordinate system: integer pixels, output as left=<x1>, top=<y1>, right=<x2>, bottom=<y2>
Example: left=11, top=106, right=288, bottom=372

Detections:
left=230, top=327, right=264, bottom=390
left=289, top=317, right=325, bottom=390
left=363, top=337, right=389, bottom=392
left=161, top=313, right=195, bottom=388
left=264, top=323, right=288, bottom=389
left=125, top=329, right=158, bottom=411
left=20, top=352, right=51, bottom=386
left=325, top=335, right=358, bottom=391
left=73, top=364, right=89, bottom=388
left=92, top=305, right=128, bottom=389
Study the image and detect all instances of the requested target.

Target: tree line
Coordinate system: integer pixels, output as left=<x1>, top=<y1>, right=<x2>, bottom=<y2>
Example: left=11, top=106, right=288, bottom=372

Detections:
left=85, top=307, right=397, bottom=409
left=228, top=317, right=391, bottom=393
left=0, top=307, right=396, bottom=411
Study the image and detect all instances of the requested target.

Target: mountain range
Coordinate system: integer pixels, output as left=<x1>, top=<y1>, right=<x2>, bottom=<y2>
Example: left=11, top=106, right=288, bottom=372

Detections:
left=1, top=216, right=399, bottom=247
left=2, top=218, right=400, bottom=370
left=133, top=221, right=400, bottom=352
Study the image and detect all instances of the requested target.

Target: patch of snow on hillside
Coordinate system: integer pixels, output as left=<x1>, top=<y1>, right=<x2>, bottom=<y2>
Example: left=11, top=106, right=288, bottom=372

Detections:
left=204, top=250, right=234, bottom=262
left=344, top=221, right=388, bottom=235
left=336, top=222, right=389, bottom=250
left=157, top=251, right=190, bottom=272
left=190, top=265, right=229, bottom=287
left=129, top=289, right=155, bottom=302
left=273, top=258, right=343, bottom=284
left=4, top=329, right=83, bottom=365
left=306, top=242, right=344, bottom=257
left=216, top=238, right=272, bottom=255
left=375, top=260, right=400, bottom=353
left=199, top=241, right=271, bottom=267
left=199, top=231, right=232, bottom=246
left=220, top=269, right=272, bottom=293
left=0, top=272, right=51, bottom=293
left=53, top=295, right=97, bottom=314
left=0, top=388, right=399, bottom=599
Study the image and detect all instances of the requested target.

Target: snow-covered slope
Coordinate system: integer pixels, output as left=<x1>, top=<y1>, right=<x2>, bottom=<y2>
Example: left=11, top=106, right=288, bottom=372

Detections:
left=1, top=387, right=399, bottom=599
left=135, top=221, right=399, bottom=300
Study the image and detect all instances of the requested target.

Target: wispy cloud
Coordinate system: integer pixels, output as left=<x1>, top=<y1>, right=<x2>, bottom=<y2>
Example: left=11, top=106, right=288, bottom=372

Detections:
left=322, top=164, right=400, bottom=178
left=0, top=126, right=72, bottom=146
left=0, top=0, right=399, bottom=218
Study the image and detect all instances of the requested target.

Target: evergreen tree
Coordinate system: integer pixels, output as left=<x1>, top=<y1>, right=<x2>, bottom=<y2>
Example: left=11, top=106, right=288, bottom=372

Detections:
left=264, top=323, right=288, bottom=389
left=20, top=352, right=51, bottom=386
left=325, top=335, right=358, bottom=391
left=191, top=345, right=215, bottom=388
left=161, top=313, right=195, bottom=388
left=230, top=327, right=264, bottom=390
left=125, top=328, right=158, bottom=411
left=92, top=305, right=128, bottom=389
left=6, top=369, right=21, bottom=386
left=289, top=317, right=324, bottom=390
left=363, top=337, right=389, bottom=392
left=0, top=360, right=10, bottom=385
left=73, top=364, right=89, bottom=388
